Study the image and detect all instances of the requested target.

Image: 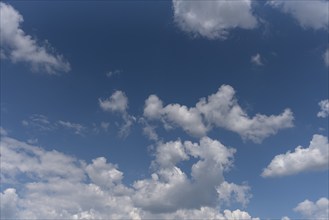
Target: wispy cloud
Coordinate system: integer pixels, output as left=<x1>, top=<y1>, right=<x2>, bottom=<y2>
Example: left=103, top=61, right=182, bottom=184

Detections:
left=0, top=3, right=70, bottom=74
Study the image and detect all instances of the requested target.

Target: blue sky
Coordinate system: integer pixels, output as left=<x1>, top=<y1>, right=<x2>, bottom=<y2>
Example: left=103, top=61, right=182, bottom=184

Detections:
left=0, top=1, right=328, bottom=219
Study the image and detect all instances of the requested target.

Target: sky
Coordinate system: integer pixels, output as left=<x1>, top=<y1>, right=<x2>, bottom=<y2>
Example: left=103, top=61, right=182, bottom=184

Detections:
left=0, top=0, right=328, bottom=219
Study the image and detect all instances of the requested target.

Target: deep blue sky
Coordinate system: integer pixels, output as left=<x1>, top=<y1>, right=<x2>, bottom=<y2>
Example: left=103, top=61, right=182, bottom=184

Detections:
left=1, top=1, right=328, bottom=219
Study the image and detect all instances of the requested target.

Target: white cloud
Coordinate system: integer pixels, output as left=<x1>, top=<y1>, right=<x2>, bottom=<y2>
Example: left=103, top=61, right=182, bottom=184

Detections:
left=223, top=209, right=260, bottom=220
left=57, top=120, right=86, bottom=135
left=99, top=90, right=134, bottom=138
left=99, top=91, right=128, bottom=113
left=0, top=133, right=258, bottom=219
left=133, top=137, right=250, bottom=213
left=251, top=53, right=263, bottom=66
left=172, top=0, right=258, bottom=39
left=318, top=99, right=329, bottom=118
left=0, top=3, right=70, bottom=74
left=144, top=85, right=294, bottom=143
left=281, top=216, right=290, bottom=220
left=262, top=134, right=329, bottom=177
left=0, top=188, right=19, bottom=219
left=324, top=49, right=329, bottom=67
left=294, top=197, right=329, bottom=219
left=268, top=0, right=328, bottom=30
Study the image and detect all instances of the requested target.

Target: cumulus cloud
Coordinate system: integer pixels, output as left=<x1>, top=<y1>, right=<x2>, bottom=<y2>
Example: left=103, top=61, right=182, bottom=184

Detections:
left=133, top=137, right=251, bottom=213
left=172, top=0, right=258, bottom=39
left=268, top=0, right=328, bottom=30
left=262, top=134, right=329, bottom=177
left=99, top=91, right=128, bottom=113
left=144, top=85, right=294, bottom=143
left=0, top=133, right=258, bottom=219
left=99, top=90, right=135, bottom=138
left=294, top=197, right=329, bottom=219
left=251, top=53, right=263, bottom=66
left=317, top=99, right=329, bottom=118
left=0, top=188, right=19, bottom=219
left=324, top=49, right=329, bottom=67
left=0, top=2, right=70, bottom=74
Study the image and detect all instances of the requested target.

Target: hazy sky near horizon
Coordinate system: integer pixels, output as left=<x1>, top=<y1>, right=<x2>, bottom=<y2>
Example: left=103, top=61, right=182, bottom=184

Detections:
left=1, top=1, right=328, bottom=219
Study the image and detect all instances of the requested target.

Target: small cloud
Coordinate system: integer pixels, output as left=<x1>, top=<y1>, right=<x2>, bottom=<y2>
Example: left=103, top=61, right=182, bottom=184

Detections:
left=99, top=91, right=128, bottom=113
left=317, top=99, right=329, bottom=118
left=99, top=90, right=135, bottom=138
left=106, top=70, right=121, bottom=78
left=251, top=53, right=264, bottom=66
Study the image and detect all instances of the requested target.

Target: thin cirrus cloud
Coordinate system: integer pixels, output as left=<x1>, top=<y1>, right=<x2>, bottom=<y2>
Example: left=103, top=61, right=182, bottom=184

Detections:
left=0, top=2, right=70, bottom=74
left=172, top=0, right=258, bottom=39
left=144, top=85, right=294, bottom=143
left=0, top=131, right=259, bottom=219
left=262, top=134, right=329, bottom=177
left=21, top=114, right=86, bottom=135
left=294, top=197, right=329, bottom=219
left=268, top=0, right=329, bottom=30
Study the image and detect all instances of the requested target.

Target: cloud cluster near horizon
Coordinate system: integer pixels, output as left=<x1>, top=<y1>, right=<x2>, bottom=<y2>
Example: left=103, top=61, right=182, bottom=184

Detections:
left=0, top=130, right=258, bottom=219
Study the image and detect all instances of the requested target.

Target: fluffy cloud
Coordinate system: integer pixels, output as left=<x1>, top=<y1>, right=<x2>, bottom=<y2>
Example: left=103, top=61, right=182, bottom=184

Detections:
left=262, top=134, right=329, bottom=177
left=324, top=49, right=329, bottom=67
left=268, top=0, right=328, bottom=30
left=0, top=133, right=258, bottom=219
left=294, top=197, right=329, bottom=219
left=251, top=53, right=263, bottom=66
left=317, top=99, right=329, bottom=118
left=99, top=91, right=135, bottom=137
left=172, top=0, right=258, bottom=39
left=132, top=137, right=251, bottom=213
left=144, top=85, right=294, bottom=143
left=99, top=91, right=128, bottom=113
left=0, top=3, right=70, bottom=74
